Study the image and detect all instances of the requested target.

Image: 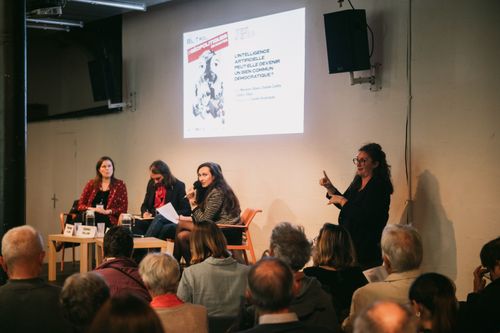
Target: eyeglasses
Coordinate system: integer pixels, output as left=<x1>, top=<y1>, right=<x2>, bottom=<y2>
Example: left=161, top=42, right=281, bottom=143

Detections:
left=261, top=249, right=271, bottom=258
left=353, top=158, right=369, bottom=165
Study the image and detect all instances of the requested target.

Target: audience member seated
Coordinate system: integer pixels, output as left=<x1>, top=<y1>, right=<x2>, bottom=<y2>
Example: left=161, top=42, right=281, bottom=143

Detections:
left=93, top=226, right=151, bottom=302
left=353, top=301, right=417, bottom=333
left=238, top=257, right=335, bottom=333
left=87, top=293, right=164, bottom=333
left=177, top=221, right=249, bottom=317
left=462, top=236, right=500, bottom=333
left=343, top=224, right=423, bottom=332
left=139, top=252, right=208, bottom=333
left=0, top=225, right=72, bottom=333
left=304, top=223, right=368, bottom=323
left=0, top=265, right=7, bottom=286
left=142, top=160, right=191, bottom=239
left=409, top=272, right=460, bottom=333
left=60, top=271, right=110, bottom=333
left=268, top=222, right=340, bottom=331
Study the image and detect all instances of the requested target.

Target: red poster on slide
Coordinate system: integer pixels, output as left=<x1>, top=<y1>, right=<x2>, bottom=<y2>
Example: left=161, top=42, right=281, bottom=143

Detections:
left=187, top=32, right=229, bottom=63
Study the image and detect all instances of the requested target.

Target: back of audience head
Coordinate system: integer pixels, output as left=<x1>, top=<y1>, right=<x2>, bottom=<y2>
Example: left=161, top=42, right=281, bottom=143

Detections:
left=87, top=293, right=164, bottom=333
left=353, top=301, right=417, bottom=333
left=139, top=252, right=180, bottom=297
left=60, top=272, right=110, bottom=331
left=313, top=223, right=357, bottom=268
left=381, top=224, right=423, bottom=273
left=409, top=272, right=458, bottom=333
left=270, top=222, right=311, bottom=272
left=103, top=226, right=133, bottom=258
left=480, top=236, right=500, bottom=280
left=190, top=220, right=229, bottom=264
left=247, top=257, right=294, bottom=313
left=0, top=225, right=44, bottom=277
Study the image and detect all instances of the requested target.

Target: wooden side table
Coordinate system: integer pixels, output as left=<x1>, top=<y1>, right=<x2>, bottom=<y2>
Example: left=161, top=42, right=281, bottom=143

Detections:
left=94, top=237, right=169, bottom=266
left=47, top=234, right=97, bottom=281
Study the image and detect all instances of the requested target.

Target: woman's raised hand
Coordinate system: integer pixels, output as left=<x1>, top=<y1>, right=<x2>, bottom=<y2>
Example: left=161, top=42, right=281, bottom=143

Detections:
left=185, top=187, right=197, bottom=208
left=320, top=170, right=338, bottom=195
left=185, top=187, right=196, bottom=199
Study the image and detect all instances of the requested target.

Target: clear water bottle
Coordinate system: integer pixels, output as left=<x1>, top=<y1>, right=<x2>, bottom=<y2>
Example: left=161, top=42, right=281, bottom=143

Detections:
left=85, top=210, right=95, bottom=226
left=121, top=214, right=132, bottom=231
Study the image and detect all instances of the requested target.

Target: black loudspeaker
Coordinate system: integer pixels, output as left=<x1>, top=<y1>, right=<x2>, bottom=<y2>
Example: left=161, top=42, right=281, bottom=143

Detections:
left=88, top=58, right=118, bottom=102
left=324, top=9, right=370, bottom=74
left=88, top=59, right=107, bottom=101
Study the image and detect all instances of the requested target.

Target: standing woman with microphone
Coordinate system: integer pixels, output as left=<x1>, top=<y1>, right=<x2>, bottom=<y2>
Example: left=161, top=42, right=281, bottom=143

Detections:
left=174, top=162, right=241, bottom=264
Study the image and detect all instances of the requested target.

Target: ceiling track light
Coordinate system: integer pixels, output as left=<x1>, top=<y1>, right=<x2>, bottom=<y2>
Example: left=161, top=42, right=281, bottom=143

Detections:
left=26, top=18, right=84, bottom=28
left=68, top=0, right=146, bottom=11
left=27, top=23, right=71, bottom=32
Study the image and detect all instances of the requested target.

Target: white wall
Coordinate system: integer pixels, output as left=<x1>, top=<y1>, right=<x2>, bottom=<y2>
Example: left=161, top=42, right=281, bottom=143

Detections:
left=26, top=0, right=500, bottom=300
left=411, top=0, right=500, bottom=298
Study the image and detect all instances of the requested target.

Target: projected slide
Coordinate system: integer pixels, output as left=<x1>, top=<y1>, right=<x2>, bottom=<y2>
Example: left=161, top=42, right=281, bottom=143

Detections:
left=183, top=8, right=305, bottom=138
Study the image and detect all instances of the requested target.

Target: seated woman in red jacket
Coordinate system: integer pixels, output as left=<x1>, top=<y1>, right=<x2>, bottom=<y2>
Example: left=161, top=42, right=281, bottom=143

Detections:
left=77, top=156, right=128, bottom=228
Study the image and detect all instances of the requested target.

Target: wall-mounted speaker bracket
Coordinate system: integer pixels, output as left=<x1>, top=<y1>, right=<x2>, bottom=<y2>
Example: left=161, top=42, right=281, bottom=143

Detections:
left=108, top=91, right=136, bottom=111
left=108, top=100, right=129, bottom=110
left=349, top=63, right=381, bottom=91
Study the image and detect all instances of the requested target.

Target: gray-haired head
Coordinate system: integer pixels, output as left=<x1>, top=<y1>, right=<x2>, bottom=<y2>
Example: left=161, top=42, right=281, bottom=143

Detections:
left=247, top=257, right=294, bottom=312
left=139, top=252, right=180, bottom=296
left=60, top=272, right=110, bottom=329
left=1, top=225, right=44, bottom=276
left=353, top=301, right=417, bottom=333
left=381, top=224, right=423, bottom=273
left=269, top=222, right=312, bottom=272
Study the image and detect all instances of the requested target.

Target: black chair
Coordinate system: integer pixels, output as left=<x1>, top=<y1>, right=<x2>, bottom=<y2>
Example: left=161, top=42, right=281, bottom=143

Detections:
left=208, top=316, right=237, bottom=333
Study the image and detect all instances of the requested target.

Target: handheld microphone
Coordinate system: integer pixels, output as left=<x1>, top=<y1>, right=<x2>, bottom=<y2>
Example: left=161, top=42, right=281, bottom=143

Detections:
left=185, top=180, right=202, bottom=199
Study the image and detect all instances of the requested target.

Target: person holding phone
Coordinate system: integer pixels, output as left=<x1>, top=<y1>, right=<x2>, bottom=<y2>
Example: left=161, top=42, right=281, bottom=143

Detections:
left=462, top=236, right=500, bottom=333
left=141, top=160, right=191, bottom=239
left=320, top=143, right=393, bottom=270
left=77, top=156, right=128, bottom=228
left=174, top=162, right=241, bottom=264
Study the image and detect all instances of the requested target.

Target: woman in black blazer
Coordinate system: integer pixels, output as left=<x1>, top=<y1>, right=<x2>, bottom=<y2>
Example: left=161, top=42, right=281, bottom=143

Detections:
left=142, top=160, right=191, bottom=239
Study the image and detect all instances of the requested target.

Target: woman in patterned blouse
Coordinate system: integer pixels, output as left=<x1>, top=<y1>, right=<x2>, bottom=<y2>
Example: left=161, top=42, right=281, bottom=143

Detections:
left=77, top=156, right=128, bottom=228
left=174, top=162, right=241, bottom=264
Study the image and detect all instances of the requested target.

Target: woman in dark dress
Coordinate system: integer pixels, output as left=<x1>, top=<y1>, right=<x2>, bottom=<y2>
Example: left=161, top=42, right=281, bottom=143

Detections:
left=304, top=223, right=368, bottom=323
left=77, top=156, right=128, bottom=228
left=320, top=143, right=393, bottom=269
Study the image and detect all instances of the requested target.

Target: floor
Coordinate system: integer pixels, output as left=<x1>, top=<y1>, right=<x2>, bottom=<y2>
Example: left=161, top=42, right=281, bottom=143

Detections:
left=41, top=260, right=81, bottom=287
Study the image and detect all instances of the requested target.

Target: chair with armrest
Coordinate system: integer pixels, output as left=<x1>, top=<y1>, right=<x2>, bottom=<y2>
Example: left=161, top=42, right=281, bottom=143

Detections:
left=57, top=200, right=81, bottom=271
left=218, top=208, right=262, bottom=265
left=58, top=213, right=77, bottom=271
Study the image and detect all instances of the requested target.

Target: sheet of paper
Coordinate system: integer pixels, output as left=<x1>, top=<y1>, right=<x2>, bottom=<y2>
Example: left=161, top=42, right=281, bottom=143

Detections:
left=63, top=224, right=74, bottom=236
left=156, top=202, right=179, bottom=223
left=76, top=225, right=97, bottom=238
left=363, top=265, right=388, bottom=283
